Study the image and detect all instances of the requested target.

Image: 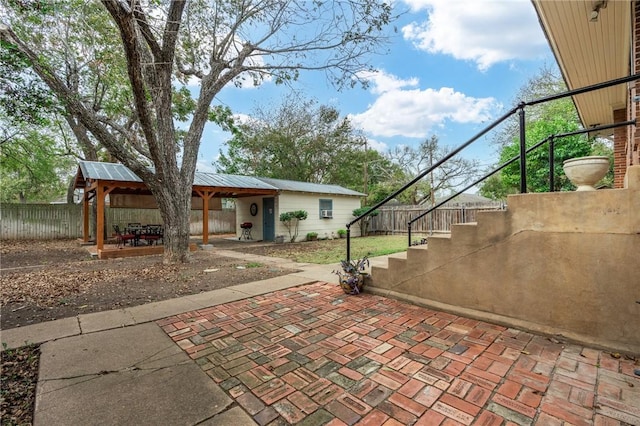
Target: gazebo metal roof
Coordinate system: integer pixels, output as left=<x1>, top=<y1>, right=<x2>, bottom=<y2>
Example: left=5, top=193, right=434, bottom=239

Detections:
left=76, top=161, right=365, bottom=197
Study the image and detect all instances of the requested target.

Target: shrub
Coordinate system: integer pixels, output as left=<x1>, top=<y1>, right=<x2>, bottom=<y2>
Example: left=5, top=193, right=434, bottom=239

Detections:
left=352, top=207, right=379, bottom=236
left=279, top=210, right=308, bottom=242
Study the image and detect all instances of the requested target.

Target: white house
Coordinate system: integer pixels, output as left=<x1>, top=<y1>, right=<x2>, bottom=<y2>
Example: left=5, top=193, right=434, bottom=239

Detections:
left=235, top=177, right=365, bottom=242
left=73, top=161, right=364, bottom=245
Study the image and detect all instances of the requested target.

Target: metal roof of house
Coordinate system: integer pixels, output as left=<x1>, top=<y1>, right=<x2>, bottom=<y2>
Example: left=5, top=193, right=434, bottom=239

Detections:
left=77, top=161, right=363, bottom=196
left=195, top=172, right=277, bottom=190
left=255, top=177, right=365, bottom=196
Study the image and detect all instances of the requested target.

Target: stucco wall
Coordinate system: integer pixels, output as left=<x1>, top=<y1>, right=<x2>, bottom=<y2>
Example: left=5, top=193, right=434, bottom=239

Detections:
left=236, top=196, right=268, bottom=240
left=370, top=166, right=640, bottom=353
left=236, top=192, right=362, bottom=241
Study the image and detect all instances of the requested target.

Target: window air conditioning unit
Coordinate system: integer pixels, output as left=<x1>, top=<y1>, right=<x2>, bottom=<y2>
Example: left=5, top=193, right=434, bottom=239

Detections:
left=321, top=210, right=333, bottom=218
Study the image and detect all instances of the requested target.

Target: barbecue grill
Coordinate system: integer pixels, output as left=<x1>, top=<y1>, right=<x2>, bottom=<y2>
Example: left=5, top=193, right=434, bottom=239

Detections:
left=240, top=222, right=253, bottom=240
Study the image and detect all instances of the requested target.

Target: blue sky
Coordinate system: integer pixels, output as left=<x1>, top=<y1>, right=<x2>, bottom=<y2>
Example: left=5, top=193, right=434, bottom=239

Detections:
left=195, top=0, right=553, bottom=174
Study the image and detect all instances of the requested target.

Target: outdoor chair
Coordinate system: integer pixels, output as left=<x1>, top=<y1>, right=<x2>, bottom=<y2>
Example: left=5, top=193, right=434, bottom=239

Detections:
left=113, top=225, right=136, bottom=248
left=140, top=225, right=163, bottom=246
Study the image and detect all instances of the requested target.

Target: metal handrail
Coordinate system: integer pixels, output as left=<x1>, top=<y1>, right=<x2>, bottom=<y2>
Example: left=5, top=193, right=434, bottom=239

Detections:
left=344, top=105, right=519, bottom=260
left=345, top=73, right=640, bottom=261
left=405, top=119, right=635, bottom=245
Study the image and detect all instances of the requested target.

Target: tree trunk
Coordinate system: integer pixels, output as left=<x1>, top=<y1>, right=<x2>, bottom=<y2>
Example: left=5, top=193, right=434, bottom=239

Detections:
left=66, top=176, right=75, bottom=204
left=152, top=177, right=192, bottom=264
left=65, top=116, right=100, bottom=237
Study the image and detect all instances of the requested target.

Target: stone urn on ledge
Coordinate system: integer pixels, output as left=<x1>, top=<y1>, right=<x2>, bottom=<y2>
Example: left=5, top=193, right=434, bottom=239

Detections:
left=563, top=156, right=610, bottom=191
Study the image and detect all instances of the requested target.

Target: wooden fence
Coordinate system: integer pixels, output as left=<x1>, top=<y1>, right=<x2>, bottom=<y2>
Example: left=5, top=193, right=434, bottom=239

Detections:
left=0, top=203, right=236, bottom=240
left=368, top=203, right=505, bottom=235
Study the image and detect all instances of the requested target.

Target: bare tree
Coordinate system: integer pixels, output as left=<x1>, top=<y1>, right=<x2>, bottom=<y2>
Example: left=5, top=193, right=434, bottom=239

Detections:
left=385, top=136, right=481, bottom=205
left=1, top=0, right=395, bottom=263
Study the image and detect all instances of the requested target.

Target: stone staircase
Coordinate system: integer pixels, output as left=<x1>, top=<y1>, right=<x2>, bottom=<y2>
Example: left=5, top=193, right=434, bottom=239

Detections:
left=368, top=166, right=640, bottom=353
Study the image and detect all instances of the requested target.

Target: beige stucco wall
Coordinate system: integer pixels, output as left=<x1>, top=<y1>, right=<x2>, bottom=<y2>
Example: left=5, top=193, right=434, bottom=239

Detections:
left=236, top=192, right=362, bottom=241
left=236, top=196, right=269, bottom=240
left=370, top=166, right=640, bottom=353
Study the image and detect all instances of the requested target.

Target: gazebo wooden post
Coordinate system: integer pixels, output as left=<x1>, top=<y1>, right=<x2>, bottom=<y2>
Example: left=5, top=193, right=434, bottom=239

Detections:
left=202, top=192, right=209, bottom=245
left=96, top=183, right=105, bottom=251
left=83, top=190, right=90, bottom=243
left=197, top=190, right=216, bottom=245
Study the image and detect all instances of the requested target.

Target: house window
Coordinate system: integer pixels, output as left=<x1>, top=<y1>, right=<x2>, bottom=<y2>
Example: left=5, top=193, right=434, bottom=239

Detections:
left=319, top=199, right=333, bottom=219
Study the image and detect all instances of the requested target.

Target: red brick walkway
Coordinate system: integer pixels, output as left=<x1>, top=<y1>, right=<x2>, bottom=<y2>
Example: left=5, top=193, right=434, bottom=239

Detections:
left=157, top=282, right=640, bottom=425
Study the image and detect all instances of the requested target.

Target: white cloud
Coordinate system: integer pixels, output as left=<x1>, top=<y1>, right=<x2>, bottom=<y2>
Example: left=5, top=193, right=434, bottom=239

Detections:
left=358, top=70, right=419, bottom=95
left=350, top=70, right=498, bottom=138
left=366, top=138, right=388, bottom=152
left=401, top=0, right=547, bottom=71
left=232, top=113, right=253, bottom=125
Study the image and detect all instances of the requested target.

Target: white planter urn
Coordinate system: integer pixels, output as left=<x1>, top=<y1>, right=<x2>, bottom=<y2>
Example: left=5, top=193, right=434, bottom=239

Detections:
left=562, top=156, right=610, bottom=191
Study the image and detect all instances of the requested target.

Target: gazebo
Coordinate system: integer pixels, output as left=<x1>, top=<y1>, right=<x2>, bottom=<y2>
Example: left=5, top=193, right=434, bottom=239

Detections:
left=74, top=161, right=278, bottom=258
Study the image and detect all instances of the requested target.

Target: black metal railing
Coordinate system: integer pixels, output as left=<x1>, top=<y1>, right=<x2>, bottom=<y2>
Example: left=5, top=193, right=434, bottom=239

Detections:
left=406, top=119, right=635, bottom=246
left=345, top=73, right=640, bottom=261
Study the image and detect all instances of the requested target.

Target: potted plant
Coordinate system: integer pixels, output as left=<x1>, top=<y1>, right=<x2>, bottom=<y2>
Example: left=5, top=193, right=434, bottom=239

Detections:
left=333, top=256, right=369, bottom=295
left=337, top=229, right=347, bottom=239
left=306, top=231, right=318, bottom=241
left=563, top=156, right=610, bottom=191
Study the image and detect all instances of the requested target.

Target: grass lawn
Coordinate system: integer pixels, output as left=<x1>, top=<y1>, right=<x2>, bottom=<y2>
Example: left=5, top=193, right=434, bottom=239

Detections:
left=271, top=235, right=408, bottom=264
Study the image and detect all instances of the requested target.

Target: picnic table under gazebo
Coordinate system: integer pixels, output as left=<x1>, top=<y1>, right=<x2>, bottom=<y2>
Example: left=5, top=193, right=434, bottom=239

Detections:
left=74, top=161, right=278, bottom=259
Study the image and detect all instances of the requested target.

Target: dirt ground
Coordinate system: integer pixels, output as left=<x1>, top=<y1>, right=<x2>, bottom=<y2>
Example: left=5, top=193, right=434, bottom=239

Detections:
left=0, top=238, right=301, bottom=330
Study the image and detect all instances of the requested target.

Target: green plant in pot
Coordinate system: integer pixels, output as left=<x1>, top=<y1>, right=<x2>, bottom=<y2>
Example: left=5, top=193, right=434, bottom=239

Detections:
left=306, top=231, right=318, bottom=241
left=333, top=256, right=369, bottom=295
left=337, top=229, right=347, bottom=238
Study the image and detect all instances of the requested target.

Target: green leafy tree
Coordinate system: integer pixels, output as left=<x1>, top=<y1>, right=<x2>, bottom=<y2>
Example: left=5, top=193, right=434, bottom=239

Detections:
left=217, top=94, right=397, bottom=198
left=477, top=174, right=517, bottom=201
left=2, top=0, right=395, bottom=263
left=352, top=206, right=379, bottom=236
left=217, top=96, right=370, bottom=189
left=480, top=66, right=612, bottom=198
left=496, top=110, right=590, bottom=193
left=350, top=148, right=401, bottom=203
left=0, top=37, right=74, bottom=202
left=0, top=38, right=58, bottom=127
left=0, top=124, right=74, bottom=203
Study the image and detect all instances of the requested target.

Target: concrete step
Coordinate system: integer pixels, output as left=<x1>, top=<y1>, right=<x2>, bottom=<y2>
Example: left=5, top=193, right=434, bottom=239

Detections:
left=405, top=244, right=429, bottom=264
left=474, top=210, right=511, bottom=242
left=450, top=222, right=479, bottom=244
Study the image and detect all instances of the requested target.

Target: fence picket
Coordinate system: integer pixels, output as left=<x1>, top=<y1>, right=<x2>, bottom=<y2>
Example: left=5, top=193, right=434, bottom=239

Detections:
left=368, top=203, right=504, bottom=235
left=0, top=203, right=236, bottom=240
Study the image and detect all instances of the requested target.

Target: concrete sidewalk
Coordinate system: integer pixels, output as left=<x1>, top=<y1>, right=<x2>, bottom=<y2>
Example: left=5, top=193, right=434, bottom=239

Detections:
left=0, top=251, right=351, bottom=425
left=1, top=252, right=339, bottom=349
left=2, top=251, right=639, bottom=425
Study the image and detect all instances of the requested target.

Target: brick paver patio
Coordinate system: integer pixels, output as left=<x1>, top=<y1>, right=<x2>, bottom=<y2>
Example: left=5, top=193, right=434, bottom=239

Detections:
left=158, top=282, right=640, bottom=425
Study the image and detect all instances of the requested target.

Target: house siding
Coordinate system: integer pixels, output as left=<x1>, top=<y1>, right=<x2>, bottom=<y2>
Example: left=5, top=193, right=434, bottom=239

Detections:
left=277, top=193, right=362, bottom=241
left=235, top=193, right=362, bottom=241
